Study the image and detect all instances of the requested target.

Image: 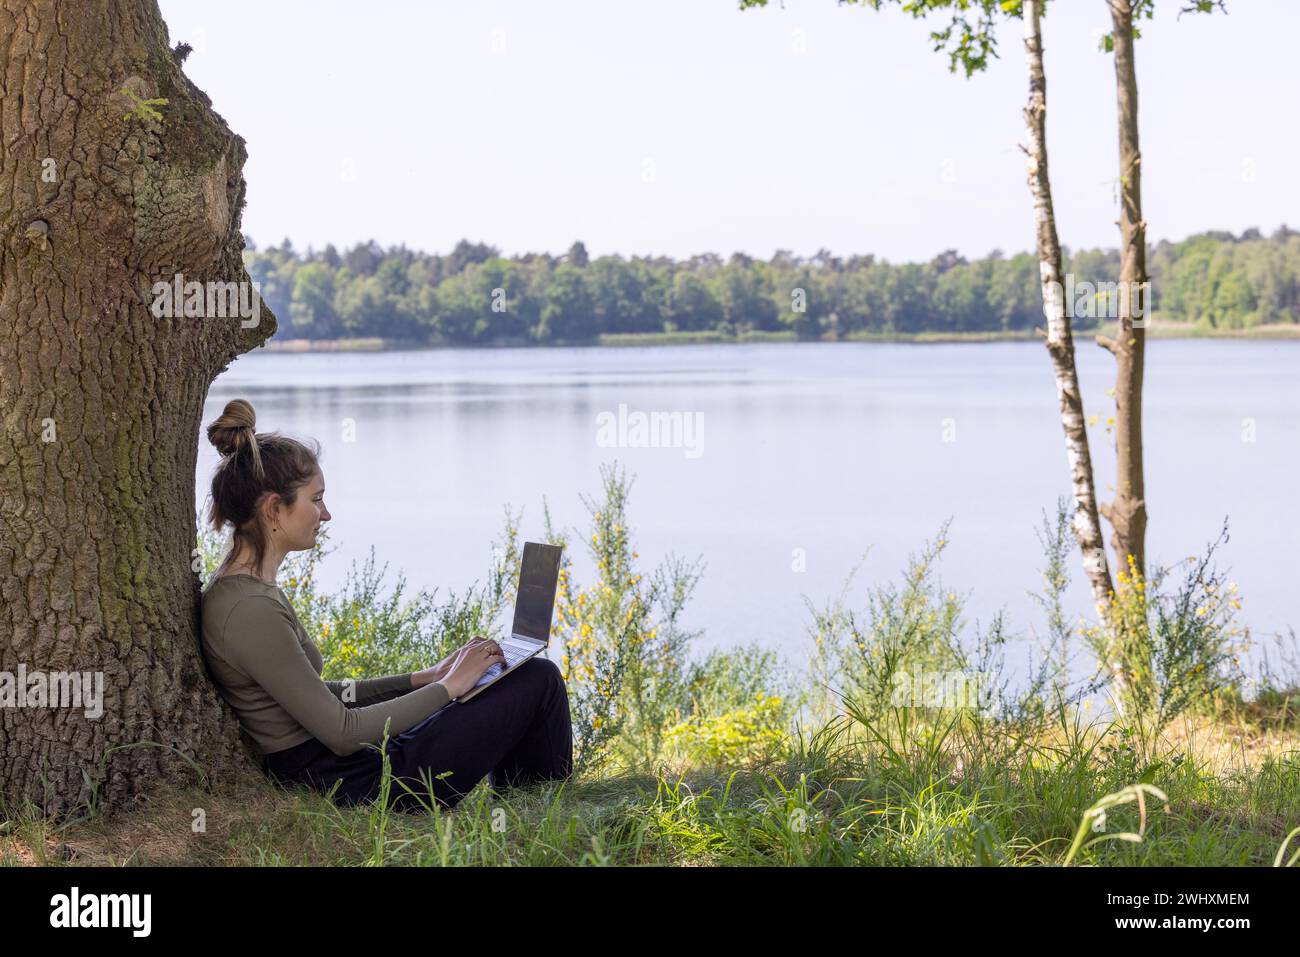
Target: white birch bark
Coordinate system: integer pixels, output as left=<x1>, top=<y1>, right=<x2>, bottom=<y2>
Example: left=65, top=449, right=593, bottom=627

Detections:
left=1021, top=0, right=1128, bottom=710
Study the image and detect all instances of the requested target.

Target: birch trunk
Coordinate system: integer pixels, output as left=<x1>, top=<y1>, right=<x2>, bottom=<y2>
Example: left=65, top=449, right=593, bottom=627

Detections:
left=0, top=0, right=274, bottom=818
left=1021, top=0, right=1127, bottom=708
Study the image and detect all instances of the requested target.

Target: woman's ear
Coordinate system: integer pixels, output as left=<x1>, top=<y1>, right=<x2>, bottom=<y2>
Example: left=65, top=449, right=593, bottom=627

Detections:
left=261, top=493, right=282, bottom=530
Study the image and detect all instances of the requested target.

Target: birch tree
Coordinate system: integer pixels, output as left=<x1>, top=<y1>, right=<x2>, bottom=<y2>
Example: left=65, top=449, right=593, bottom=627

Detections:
left=1019, top=0, right=1125, bottom=703
left=738, top=0, right=1225, bottom=713
left=740, top=0, right=1126, bottom=692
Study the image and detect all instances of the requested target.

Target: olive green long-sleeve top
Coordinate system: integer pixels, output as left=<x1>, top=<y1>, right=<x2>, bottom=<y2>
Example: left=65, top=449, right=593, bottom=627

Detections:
left=200, top=574, right=451, bottom=757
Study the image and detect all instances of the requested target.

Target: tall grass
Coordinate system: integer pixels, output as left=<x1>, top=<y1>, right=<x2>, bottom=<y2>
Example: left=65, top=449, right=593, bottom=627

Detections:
left=11, top=475, right=1291, bottom=867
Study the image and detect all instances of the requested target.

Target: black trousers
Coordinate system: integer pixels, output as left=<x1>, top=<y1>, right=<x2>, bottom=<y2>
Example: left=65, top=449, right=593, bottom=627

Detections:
left=263, top=656, right=574, bottom=813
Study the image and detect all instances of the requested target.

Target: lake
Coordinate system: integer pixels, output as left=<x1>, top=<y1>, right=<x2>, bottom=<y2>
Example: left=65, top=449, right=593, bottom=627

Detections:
left=197, top=340, right=1299, bottom=685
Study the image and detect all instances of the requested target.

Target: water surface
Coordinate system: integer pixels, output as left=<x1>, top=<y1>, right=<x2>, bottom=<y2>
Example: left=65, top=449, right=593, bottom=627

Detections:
left=198, top=341, right=1300, bottom=680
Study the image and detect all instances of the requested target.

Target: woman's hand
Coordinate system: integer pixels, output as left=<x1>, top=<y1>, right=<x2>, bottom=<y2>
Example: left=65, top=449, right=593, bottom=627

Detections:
left=438, top=638, right=506, bottom=699
left=411, top=637, right=490, bottom=688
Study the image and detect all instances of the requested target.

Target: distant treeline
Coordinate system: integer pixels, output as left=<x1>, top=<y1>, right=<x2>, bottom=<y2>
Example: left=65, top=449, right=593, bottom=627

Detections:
left=242, top=227, right=1300, bottom=345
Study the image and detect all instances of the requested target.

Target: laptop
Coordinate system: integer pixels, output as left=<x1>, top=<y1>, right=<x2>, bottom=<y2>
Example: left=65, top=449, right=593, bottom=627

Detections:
left=456, top=541, right=563, bottom=703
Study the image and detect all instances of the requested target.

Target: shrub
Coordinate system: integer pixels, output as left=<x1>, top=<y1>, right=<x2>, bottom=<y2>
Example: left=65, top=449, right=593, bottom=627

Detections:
left=807, top=522, right=971, bottom=722
left=539, top=463, right=704, bottom=775
left=664, top=693, right=788, bottom=769
left=1083, top=519, right=1247, bottom=730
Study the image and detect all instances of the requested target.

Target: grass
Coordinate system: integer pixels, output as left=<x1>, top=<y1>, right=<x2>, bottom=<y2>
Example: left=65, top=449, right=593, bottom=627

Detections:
left=3, top=480, right=1296, bottom=868
left=2, top=695, right=1295, bottom=867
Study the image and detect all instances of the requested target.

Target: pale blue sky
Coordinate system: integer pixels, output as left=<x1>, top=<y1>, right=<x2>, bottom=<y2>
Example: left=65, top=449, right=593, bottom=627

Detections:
left=159, top=0, right=1298, bottom=263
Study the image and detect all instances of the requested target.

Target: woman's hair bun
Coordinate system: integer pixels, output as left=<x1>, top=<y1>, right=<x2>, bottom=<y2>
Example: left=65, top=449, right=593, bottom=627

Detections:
left=206, top=398, right=259, bottom=458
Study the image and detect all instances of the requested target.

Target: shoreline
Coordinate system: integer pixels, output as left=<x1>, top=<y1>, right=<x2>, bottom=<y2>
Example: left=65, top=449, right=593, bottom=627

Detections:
left=259, top=323, right=1300, bottom=353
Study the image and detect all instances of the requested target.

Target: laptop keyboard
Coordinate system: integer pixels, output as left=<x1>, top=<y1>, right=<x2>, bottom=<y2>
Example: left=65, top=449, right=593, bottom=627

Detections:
left=474, top=637, right=539, bottom=686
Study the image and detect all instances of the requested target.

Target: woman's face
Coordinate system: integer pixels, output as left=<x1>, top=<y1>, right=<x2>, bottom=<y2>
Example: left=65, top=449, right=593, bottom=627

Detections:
left=272, top=469, right=331, bottom=552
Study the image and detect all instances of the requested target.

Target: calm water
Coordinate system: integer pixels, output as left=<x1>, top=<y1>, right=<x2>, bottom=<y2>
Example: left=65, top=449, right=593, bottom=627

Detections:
left=198, top=341, right=1299, bottom=681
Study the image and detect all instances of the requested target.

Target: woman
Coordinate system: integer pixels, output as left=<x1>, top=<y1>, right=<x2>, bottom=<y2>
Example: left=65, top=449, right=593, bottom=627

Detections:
left=199, top=398, right=573, bottom=813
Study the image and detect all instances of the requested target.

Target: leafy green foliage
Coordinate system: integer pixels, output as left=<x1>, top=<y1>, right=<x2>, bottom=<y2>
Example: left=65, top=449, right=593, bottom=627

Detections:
left=244, top=228, right=1300, bottom=344
left=539, top=463, right=714, bottom=775
left=119, top=86, right=168, bottom=125
left=1084, top=520, right=1247, bottom=734
left=1097, top=0, right=1227, bottom=54
left=741, top=0, right=1011, bottom=77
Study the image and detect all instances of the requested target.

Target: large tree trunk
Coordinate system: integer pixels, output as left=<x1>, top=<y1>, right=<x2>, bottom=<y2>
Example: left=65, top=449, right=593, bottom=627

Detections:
left=1098, top=0, right=1148, bottom=578
left=0, top=0, right=274, bottom=819
left=1021, top=0, right=1126, bottom=708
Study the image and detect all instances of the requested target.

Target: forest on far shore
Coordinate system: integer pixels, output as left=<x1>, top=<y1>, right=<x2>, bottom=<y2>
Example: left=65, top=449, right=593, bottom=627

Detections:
left=242, top=226, right=1300, bottom=345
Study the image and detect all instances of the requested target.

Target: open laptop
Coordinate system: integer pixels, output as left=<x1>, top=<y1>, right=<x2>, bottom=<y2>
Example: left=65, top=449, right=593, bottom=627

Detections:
left=456, top=541, right=563, bottom=703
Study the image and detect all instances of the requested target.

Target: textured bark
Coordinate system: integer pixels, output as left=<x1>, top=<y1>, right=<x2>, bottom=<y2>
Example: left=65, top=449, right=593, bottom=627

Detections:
left=1021, top=1, right=1126, bottom=707
left=1100, top=0, right=1148, bottom=578
left=0, top=0, right=275, bottom=819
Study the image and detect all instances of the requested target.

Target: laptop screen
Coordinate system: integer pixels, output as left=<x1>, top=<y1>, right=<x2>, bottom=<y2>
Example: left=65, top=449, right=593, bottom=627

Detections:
left=510, top=542, right=563, bottom=643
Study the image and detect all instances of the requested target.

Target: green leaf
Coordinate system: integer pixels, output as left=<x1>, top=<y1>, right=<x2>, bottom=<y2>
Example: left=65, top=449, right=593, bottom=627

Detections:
left=1137, top=761, right=1162, bottom=784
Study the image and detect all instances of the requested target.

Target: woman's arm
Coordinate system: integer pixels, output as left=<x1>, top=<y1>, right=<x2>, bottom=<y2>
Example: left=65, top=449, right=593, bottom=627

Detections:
left=323, top=673, right=415, bottom=707
left=321, top=642, right=469, bottom=707
left=323, top=640, right=483, bottom=706
left=224, top=596, right=450, bottom=756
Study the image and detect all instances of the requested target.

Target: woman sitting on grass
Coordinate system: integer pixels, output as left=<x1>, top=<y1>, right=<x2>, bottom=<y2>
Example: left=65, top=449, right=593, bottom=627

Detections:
left=199, top=398, right=573, bottom=812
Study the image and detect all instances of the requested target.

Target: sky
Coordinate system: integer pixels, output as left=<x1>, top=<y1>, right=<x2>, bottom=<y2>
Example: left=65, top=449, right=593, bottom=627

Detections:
left=158, top=0, right=1299, bottom=264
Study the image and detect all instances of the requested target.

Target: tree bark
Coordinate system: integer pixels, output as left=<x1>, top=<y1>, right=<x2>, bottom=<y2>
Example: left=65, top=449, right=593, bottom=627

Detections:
left=1101, top=0, right=1148, bottom=578
left=1021, top=0, right=1126, bottom=707
left=1, top=0, right=274, bottom=819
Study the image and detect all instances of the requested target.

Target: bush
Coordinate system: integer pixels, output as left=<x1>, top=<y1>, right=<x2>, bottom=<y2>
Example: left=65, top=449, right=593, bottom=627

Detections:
left=1084, top=519, right=1247, bottom=731
left=807, top=522, right=977, bottom=722
left=536, top=463, right=705, bottom=775
left=664, top=693, right=788, bottom=769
